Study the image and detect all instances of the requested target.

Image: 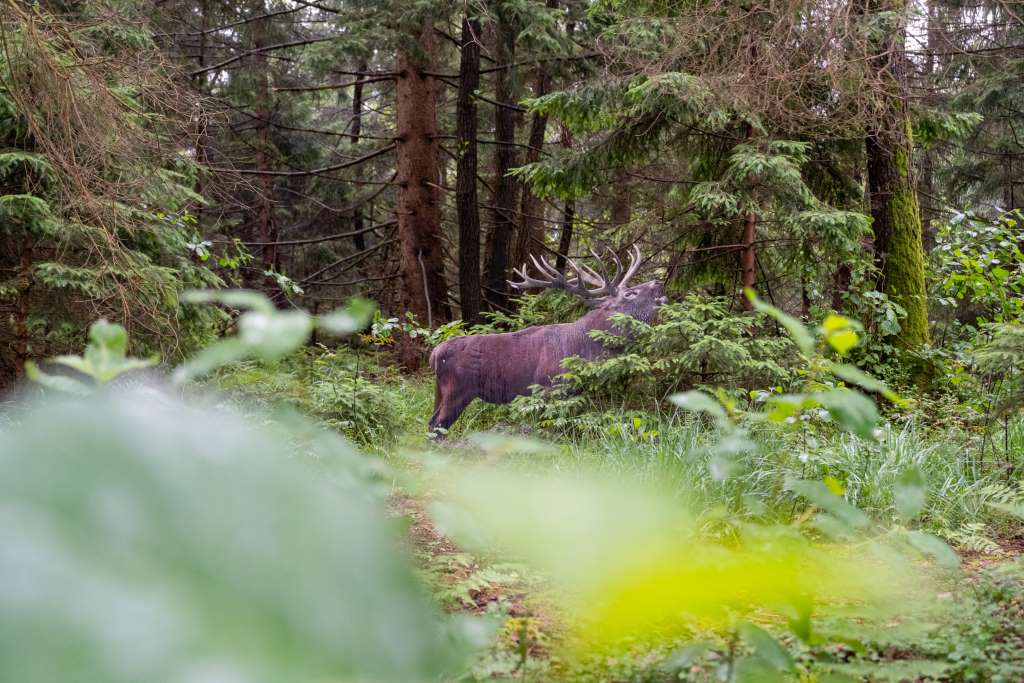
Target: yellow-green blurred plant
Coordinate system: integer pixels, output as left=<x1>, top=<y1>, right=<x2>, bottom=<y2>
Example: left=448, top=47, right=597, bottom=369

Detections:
left=425, top=451, right=951, bottom=681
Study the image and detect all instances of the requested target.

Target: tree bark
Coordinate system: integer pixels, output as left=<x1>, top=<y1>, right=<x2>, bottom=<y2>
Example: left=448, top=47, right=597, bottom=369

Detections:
left=395, top=21, right=450, bottom=368
left=513, top=92, right=549, bottom=269
left=865, top=0, right=929, bottom=349
left=740, top=123, right=757, bottom=310
left=513, top=0, right=558, bottom=268
left=482, top=10, right=519, bottom=311
left=555, top=124, right=574, bottom=273
left=13, top=233, right=33, bottom=383
left=556, top=200, right=575, bottom=272
left=611, top=172, right=631, bottom=228
left=740, top=211, right=757, bottom=310
left=918, top=0, right=941, bottom=249
left=249, top=0, right=276, bottom=293
left=350, top=59, right=368, bottom=252
left=455, top=15, right=483, bottom=322
left=191, top=0, right=209, bottom=214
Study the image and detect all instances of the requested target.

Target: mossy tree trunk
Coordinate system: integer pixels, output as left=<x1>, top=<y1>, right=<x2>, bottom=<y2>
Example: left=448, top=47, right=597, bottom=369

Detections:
left=864, top=0, right=929, bottom=349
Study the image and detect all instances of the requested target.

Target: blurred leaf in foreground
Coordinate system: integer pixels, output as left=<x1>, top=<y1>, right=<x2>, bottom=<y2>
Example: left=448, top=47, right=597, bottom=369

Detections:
left=173, top=291, right=374, bottom=384
left=26, top=320, right=158, bottom=392
left=430, top=465, right=928, bottom=650
left=0, top=392, right=485, bottom=683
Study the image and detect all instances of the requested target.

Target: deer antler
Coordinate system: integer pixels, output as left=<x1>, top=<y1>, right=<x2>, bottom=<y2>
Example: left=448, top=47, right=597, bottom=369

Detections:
left=508, top=253, right=612, bottom=298
left=618, top=244, right=643, bottom=289
left=508, top=245, right=644, bottom=299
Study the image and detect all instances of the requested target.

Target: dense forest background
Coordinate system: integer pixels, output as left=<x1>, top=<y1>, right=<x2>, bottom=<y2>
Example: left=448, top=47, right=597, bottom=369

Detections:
left=4, top=0, right=1023, bottom=382
left=8, top=3, right=1024, bottom=681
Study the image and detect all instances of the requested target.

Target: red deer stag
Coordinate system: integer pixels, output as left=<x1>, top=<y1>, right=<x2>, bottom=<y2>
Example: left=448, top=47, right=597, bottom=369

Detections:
left=428, top=246, right=666, bottom=433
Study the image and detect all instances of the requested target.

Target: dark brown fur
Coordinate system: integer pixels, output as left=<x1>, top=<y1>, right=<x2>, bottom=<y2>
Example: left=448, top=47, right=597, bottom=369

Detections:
left=429, top=280, right=666, bottom=432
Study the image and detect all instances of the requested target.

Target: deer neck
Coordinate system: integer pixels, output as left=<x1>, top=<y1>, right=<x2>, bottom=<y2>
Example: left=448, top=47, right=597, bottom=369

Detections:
left=577, top=306, right=621, bottom=332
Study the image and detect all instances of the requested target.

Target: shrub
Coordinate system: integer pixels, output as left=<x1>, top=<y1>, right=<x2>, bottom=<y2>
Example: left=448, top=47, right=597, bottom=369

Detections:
left=210, top=348, right=404, bottom=448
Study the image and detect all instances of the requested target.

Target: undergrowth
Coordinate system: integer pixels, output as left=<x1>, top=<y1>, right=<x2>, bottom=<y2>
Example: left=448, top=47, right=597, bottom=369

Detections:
left=211, top=344, right=1024, bottom=549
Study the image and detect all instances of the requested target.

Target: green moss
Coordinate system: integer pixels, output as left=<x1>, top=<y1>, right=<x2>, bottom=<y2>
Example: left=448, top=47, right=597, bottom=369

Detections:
left=875, top=118, right=929, bottom=350
left=883, top=161, right=930, bottom=350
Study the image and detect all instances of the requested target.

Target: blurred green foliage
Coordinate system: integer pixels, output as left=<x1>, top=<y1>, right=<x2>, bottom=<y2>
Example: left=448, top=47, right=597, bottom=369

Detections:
left=0, top=390, right=487, bottom=683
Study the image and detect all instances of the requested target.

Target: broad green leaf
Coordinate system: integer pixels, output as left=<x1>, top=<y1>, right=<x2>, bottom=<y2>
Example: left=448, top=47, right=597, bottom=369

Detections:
left=709, top=453, right=744, bottom=481
left=763, top=393, right=810, bottom=423
left=0, top=392, right=485, bottom=682
left=87, top=318, right=128, bottom=355
left=811, top=513, right=858, bottom=540
left=172, top=337, right=250, bottom=384
left=732, top=655, right=787, bottom=682
left=826, top=329, right=858, bottom=355
left=746, top=289, right=814, bottom=355
left=905, top=531, right=960, bottom=570
left=670, top=390, right=729, bottom=425
left=184, top=288, right=275, bottom=313
left=662, top=640, right=713, bottom=671
left=989, top=501, right=1024, bottom=520
left=822, top=314, right=853, bottom=333
left=318, top=297, right=376, bottom=336
left=782, top=596, right=813, bottom=644
left=237, top=310, right=313, bottom=359
left=738, top=622, right=795, bottom=672
left=29, top=320, right=157, bottom=388
left=823, top=476, right=845, bottom=496
left=816, top=389, right=879, bottom=440
left=894, top=467, right=927, bottom=523
left=24, top=361, right=94, bottom=395
left=830, top=364, right=902, bottom=404
left=786, top=479, right=869, bottom=531
left=434, top=466, right=925, bottom=655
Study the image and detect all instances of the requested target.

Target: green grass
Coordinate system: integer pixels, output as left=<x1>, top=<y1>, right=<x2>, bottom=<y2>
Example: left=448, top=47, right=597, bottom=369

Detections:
left=211, top=348, right=1024, bottom=547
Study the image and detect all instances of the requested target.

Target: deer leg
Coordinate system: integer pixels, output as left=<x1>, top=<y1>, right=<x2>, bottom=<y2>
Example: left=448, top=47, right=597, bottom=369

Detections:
left=429, top=380, right=443, bottom=428
left=428, top=390, right=473, bottom=436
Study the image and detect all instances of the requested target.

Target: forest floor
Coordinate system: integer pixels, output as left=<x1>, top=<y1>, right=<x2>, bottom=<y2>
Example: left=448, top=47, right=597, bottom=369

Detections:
left=398, top=476, right=1024, bottom=682
left=211, top=350, right=1024, bottom=682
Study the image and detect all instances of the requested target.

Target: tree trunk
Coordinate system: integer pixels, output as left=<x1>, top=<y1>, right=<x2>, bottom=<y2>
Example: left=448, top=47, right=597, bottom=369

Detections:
left=13, top=233, right=33, bottom=383
left=191, top=0, right=209, bottom=213
left=455, top=15, right=483, bottom=323
left=250, top=0, right=276, bottom=293
left=832, top=263, right=851, bottom=312
left=513, top=0, right=558, bottom=267
left=611, top=172, right=631, bottom=228
left=556, top=200, right=575, bottom=272
left=482, top=11, right=519, bottom=311
left=555, top=124, right=574, bottom=273
left=513, top=72, right=549, bottom=268
left=740, top=211, right=757, bottom=310
left=918, top=0, right=941, bottom=249
left=396, top=21, right=450, bottom=368
left=350, top=59, right=368, bottom=252
left=865, top=0, right=929, bottom=349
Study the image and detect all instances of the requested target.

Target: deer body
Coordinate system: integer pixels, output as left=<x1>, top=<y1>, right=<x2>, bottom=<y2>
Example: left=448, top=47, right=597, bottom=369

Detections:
left=428, top=247, right=665, bottom=433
